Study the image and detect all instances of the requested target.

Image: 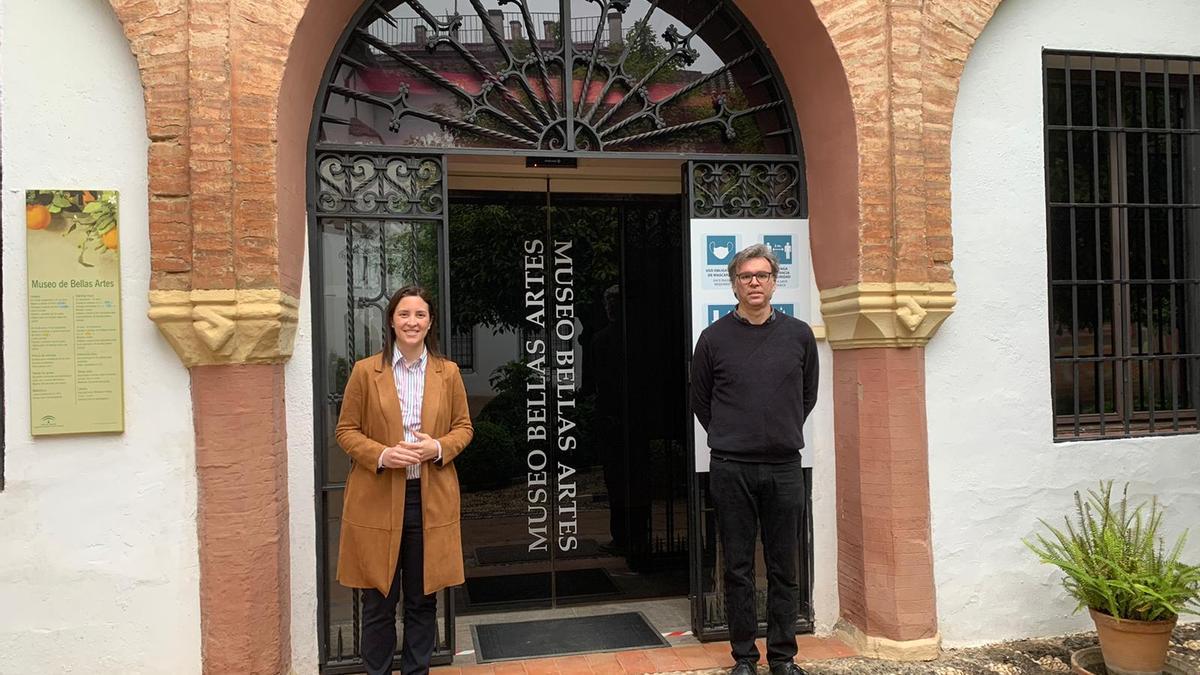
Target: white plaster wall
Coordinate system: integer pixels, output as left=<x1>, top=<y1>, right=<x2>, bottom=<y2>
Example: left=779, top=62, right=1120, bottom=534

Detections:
left=459, top=325, right=521, bottom=396
left=809, top=339, right=838, bottom=634
left=286, top=246, right=319, bottom=674
left=932, top=0, right=1200, bottom=646
left=0, top=0, right=202, bottom=672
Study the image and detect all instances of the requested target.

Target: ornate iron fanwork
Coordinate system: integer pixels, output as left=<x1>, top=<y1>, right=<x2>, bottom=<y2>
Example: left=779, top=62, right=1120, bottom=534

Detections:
left=689, top=160, right=803, bottom=218
left=319, top=0, right=795, bottom=154
left=316, top=151, right=445, bottom=217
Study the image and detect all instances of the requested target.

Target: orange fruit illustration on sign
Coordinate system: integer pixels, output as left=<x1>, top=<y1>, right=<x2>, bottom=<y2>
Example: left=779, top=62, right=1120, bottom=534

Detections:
left=26, top=204, right=51, bottom=230
left=102, top=228, right=119, bottom=250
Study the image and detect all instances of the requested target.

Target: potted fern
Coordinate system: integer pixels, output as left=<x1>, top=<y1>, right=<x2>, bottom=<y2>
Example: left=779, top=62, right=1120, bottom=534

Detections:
left=1026, top=481, right=1200, bottom=675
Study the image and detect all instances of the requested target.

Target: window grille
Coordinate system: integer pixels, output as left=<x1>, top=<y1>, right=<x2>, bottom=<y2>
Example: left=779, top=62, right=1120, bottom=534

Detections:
left=1044, top=51, right=1200, bottom=440
left=450, top=326, right=475, bottom=371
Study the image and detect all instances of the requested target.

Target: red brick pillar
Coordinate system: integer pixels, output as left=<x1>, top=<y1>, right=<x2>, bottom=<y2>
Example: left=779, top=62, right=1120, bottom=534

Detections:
left=192, top=365, right=291, bottom=674
left=821, top=283, right=954, bottom=659
left=111, top=1, right=305, bottom=670
left=833, top=348, right=939, bottom=654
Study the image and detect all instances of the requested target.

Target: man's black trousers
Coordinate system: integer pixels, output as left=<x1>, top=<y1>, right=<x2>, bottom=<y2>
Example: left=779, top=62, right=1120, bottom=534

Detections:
left=360, top=478, right=438, bottom=675
left=709, top=456, right=806, bottom=667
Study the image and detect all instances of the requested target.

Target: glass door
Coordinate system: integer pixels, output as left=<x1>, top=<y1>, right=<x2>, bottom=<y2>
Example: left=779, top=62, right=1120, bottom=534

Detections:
left=446, top=190, right=555, bottom=611
left=448, top=189, right=689, bottom=613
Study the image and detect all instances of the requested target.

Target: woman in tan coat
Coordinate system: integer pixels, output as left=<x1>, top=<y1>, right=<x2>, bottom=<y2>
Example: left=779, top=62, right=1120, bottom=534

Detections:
left=335, top=285, right=473, bottom=675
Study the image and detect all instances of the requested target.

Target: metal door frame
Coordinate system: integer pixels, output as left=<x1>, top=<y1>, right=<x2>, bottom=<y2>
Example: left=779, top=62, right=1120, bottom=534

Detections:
left=307, top=152, right=813, bottom=673
left=309, top=148, right=456, bottom=673
left=308, top=0, right=813, bottom=665
left=681, top=158, right=814, bottom=642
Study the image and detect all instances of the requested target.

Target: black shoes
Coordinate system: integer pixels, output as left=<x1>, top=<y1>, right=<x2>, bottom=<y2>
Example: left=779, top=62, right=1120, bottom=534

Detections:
left=729, top=660, right=757, bottom=675
left=730, top=659, right=810, bottom=675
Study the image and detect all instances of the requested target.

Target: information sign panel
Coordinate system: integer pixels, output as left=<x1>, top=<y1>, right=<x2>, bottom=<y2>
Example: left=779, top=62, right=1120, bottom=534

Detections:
left=25, top=189, right=124, bottom=435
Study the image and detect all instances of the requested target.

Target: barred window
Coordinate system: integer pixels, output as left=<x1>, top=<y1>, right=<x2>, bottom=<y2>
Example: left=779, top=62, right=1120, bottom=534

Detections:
left=450, top=325, right=475, bottom=372
left=1044, top=52, right=1200, bottom=440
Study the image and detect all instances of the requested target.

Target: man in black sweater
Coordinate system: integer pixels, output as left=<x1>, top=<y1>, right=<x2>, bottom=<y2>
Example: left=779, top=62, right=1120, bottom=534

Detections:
left=691, top=243, right=819, bottom=675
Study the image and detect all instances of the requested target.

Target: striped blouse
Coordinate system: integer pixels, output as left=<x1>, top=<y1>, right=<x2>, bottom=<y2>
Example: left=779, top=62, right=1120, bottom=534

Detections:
left=390, top=345, right=440, bottom=479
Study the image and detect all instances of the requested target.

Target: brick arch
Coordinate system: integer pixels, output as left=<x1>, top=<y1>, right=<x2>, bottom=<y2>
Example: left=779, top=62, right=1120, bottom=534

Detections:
left=277, top=0, right=362, bottom=298
left=918, top=0, right=1006, bottom=284
left=106, top=0, right=191, bottom=291
left=276, top=0, right=862, bottom=292
left=107, top=0, right=312, bottom=297
left=104, top=0, right=1009, bottom=303
left=275, top=0, right=870, bottom=656
left=735, top=0, right=860, bottom=289
left=791, top=0, right=1007, bottom=654
left=790, top=0, right=1006, bottom=287
left=102, top=3, right=319, bottom=672
left=102, top=0, right=1014, bottom=670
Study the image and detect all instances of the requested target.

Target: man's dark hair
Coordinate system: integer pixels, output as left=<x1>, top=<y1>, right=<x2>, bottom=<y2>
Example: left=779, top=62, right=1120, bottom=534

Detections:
left=727, top=243, right=780, bottom=284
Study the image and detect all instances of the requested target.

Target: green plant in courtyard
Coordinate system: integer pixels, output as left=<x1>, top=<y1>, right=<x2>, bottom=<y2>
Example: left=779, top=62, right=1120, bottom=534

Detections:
left=454, top=419, right=519, bottom=490
left=1025, top=481, right=1200, bottom=622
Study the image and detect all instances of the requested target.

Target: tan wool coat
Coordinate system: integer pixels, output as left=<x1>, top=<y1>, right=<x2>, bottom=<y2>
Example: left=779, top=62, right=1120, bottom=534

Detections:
left=335, top=351, right=474, bottom=596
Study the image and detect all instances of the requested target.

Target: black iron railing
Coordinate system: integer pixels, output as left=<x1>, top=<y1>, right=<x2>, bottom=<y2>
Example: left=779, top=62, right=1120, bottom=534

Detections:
left=368, top=11, right=613, bottom=47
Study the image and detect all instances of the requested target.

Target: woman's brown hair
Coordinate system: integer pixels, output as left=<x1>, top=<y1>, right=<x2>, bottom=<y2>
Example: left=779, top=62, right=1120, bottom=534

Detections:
left=382, top=285, right=441, bottom=367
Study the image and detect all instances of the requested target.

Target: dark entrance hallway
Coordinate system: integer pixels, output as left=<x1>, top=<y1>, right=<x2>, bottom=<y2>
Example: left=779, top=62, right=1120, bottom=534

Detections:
left=447, top=190, right=690, bottom=613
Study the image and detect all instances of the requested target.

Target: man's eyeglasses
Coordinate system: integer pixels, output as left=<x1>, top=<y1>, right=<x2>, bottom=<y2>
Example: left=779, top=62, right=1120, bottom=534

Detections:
left=735, top=272, right=775, bottom=284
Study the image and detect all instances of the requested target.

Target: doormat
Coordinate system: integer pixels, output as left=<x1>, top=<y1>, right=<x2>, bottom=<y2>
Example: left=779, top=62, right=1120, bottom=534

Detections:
left=463, top=567, right=618, bottom=606
left=472, top=611, right=668, bottom=662
left=474, top=538, right=601, bottom=565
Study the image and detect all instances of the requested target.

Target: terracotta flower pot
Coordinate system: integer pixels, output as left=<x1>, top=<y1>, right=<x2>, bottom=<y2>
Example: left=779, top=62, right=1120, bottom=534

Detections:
left=1071, top=646, right=1197, bottom=674
left=1089, top=607, right=1178, bottom=675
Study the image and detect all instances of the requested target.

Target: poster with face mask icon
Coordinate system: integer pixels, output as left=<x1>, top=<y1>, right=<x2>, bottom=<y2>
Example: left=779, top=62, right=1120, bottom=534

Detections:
left=689, top=218, right=817, bottom=472
left=701, top=234, right=739, bottom=289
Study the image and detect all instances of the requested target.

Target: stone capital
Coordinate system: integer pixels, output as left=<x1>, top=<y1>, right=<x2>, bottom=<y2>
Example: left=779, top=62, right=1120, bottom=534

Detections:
left=148, top=289, right=300, bottom=367
left=819, top=282, right=956, bottom=350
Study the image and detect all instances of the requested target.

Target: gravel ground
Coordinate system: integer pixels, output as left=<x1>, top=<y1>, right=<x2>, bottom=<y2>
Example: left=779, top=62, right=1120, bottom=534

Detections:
left=658, top=622, right=1200, bottom=674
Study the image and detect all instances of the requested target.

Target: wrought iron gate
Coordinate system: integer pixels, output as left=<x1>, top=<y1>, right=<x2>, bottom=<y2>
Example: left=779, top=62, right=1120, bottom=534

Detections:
left=311, top=0, right=813, bottom=667
left=682, top=158, right=814, bottom=641
left=310, top=149, right=455, bottom=672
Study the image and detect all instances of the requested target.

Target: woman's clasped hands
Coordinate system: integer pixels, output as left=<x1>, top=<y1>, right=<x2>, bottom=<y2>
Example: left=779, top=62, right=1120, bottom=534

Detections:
left=379, top=431, right=439, bottom=469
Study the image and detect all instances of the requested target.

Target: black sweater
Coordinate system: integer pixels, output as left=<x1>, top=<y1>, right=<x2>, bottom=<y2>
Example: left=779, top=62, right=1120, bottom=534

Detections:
left=690, top=310, right=819, bottom=462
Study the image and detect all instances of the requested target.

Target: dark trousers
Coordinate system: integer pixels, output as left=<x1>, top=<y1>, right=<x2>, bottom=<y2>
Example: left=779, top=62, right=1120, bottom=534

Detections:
left=360, top=479, right=437, bottom=675
left=709, top=456, right=805, bottom=666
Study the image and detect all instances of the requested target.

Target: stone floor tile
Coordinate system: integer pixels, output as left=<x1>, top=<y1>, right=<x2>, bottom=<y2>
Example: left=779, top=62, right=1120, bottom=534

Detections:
left=643, top=647, right=687, bottom=672
left=523, top=655, right=563, bottom=674
left=584, top=652, right=628, bottom=675
left=550, top=654, right=593, bottom=673
left=671, top=645, right=720, bottom=670
left=614, top=649, right=658, bottom=674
